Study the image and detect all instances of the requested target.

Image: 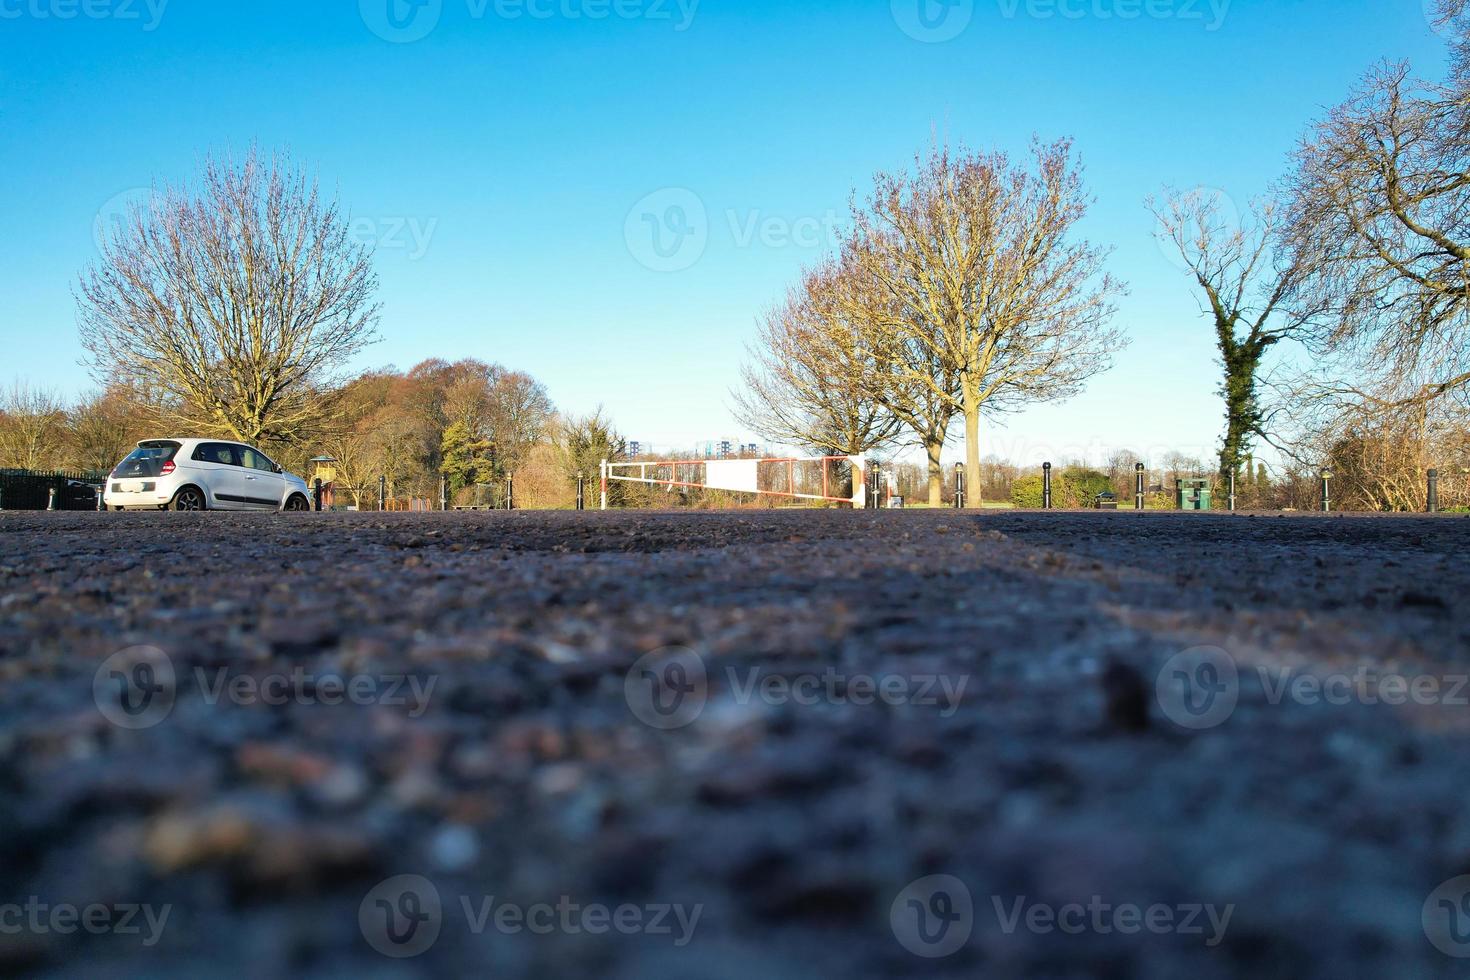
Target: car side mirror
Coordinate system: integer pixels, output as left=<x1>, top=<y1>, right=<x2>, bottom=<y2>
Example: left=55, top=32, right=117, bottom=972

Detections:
left=275, top=464, right=284, bottom=474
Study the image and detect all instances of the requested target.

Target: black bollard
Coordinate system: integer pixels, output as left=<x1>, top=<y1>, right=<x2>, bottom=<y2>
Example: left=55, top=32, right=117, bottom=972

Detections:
left=1428, top=469, right=1439, bottom=514
left=1229, top=472, right=1237, bottom=512
left=313, top=478, right=323, bottom=512
left=96, top=486, right=104, bottom=512
left=1135, top=463, right=1145, bottom=511
left=1320, top=468, right=1332, bottom=513
left=506, top=475, right=514, bottom=511
left=576, top=473, right=585, bottom=512
left=1042, top=462, right=1053, bottom=510
left=379, top=475, right=387, bottom=513
left=440, top=474, right=449, bottom=512
left=954, top=463, right=966, bottom=510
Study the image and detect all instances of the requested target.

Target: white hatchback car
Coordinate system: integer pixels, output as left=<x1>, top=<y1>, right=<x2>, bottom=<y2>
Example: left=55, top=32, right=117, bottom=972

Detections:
left=104, top=438, right=314, bottom=512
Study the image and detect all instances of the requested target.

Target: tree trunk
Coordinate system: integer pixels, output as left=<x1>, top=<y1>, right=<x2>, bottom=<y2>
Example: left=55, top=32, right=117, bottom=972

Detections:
left=963, top=395, right=982, bottom=509
left=1218, top=334, right=1266, bottom=484
left=926, top=438, right=944, bottom=507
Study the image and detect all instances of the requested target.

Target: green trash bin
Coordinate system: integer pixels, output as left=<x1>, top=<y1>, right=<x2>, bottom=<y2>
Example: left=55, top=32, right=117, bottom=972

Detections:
left=1176, top=478, right=1212, bottom=511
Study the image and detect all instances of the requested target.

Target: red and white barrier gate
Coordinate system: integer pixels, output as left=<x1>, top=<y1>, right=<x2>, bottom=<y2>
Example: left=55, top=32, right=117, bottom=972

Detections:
left=599, top=454, right=867, bottom=509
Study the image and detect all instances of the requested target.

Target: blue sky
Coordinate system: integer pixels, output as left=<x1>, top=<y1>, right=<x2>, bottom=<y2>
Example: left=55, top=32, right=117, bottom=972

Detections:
left=0, top=0, right=1454, bottom=466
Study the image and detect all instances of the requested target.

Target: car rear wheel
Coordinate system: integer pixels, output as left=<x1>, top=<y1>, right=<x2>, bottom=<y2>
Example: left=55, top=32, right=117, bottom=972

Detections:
left=284, top=494, right=311, bottom=512
left=169, top=487, right=207, bottom=511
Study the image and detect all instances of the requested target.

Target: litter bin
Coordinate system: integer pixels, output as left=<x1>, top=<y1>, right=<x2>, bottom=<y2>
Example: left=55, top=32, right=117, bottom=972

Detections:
left=1095, top=491, right=1118, bottom=510
left=1176, top=478, right=1212, bottom=511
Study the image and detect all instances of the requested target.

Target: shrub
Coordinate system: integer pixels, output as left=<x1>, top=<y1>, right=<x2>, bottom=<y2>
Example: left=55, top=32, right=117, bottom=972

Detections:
left=1010, top=474, right=1046, bottom=509
left=1060, top=467, right=1111, bottom=507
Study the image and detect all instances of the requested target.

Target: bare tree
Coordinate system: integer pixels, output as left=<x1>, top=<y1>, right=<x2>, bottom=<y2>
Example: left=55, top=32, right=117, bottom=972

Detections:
left=0, top=382, right=66, bottom=470
left=77, top=148, right=380, bottom=444
left=732, top=259, right=902, bottom=456
left=1281, top=45, right=1470, bottom=413
left=1436, top=0, right=1470, bottom=82
left=833, top=240, right=963, bottom=505
left=1150, top=190, right=1325, bottom=481
left=842, top=141, right=1126, bottom=506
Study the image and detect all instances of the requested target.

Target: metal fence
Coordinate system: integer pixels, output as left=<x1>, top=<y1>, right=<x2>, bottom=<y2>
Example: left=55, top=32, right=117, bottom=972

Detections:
left=0, top=469, right=106, bottom=511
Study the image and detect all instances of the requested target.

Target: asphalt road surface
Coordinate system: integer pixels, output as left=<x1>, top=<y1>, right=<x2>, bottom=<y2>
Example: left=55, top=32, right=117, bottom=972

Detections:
left=2, top=509, right=1470, bottom=978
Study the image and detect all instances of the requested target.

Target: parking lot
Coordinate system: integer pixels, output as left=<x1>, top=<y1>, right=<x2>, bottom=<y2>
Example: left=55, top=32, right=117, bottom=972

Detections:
left=2, top=509, right=1469, bottom=976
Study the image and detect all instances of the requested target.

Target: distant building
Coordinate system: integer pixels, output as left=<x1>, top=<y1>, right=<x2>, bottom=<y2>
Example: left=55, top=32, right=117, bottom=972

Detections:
left=627, top=441, right=641, bottom=459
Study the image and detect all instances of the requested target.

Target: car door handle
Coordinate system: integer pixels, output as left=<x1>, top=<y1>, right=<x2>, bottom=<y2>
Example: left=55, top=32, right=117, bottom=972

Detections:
left=246, top=476, right=258, bottom=480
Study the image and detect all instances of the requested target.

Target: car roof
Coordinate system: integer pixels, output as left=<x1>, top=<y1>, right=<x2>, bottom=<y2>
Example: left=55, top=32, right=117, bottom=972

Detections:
left=139, top=438, right=253, bottom=448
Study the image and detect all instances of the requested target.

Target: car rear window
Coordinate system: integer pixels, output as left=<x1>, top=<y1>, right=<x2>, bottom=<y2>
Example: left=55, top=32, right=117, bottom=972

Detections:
left=112, top=441, right=181, bottom=478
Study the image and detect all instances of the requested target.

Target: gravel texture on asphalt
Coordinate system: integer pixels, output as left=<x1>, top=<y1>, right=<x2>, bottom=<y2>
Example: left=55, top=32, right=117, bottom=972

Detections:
left=2, top=509, right=1469, bottom=978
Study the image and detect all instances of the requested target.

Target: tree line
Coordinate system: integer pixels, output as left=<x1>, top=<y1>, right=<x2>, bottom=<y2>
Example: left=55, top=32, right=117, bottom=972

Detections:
left=6, top=6, right=1470, bottom=513
left=737, top=1, right=1470, bottom=511
left=0, top=148, right=628, bottom=509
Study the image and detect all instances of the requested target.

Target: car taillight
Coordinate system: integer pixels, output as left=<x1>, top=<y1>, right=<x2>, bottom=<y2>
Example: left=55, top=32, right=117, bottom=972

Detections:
left=161, top=461, right=175, bottom=476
